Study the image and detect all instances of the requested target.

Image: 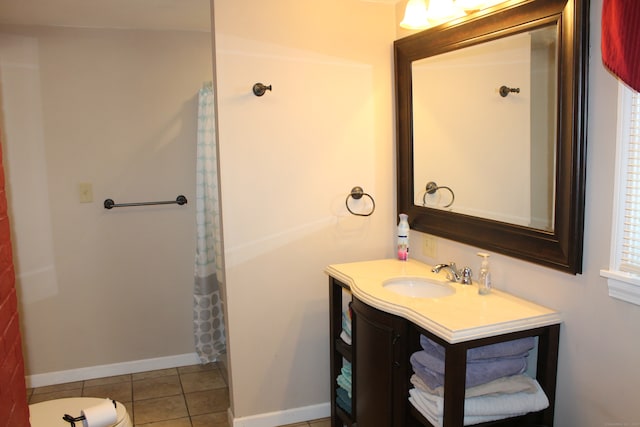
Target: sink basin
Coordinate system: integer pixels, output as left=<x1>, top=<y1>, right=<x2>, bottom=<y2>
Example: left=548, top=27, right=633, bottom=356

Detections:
left=383, top=277, right=455, bottom=298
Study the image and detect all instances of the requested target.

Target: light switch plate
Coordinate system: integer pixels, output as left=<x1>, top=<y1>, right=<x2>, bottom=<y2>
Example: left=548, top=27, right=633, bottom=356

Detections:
left=79, top=182, right=93, bottom=203
left=423, top=235, right=437, bottom=258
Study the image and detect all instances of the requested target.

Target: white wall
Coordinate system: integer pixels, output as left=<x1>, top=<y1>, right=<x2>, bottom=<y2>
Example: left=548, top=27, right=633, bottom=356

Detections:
left=0, top=25, right=213, bottom=376
left=213, top=0, right=396, bottom=420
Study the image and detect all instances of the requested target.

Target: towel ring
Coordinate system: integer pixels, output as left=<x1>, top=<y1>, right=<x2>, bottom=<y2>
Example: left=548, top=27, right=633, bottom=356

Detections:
left=346, top=186, right=375, bottom=217
left=423, top=181, right=455, bottom=208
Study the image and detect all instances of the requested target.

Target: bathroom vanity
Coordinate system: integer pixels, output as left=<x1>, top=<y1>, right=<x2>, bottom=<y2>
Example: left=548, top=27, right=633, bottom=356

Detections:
left=327, top=259, right=561, bottom=427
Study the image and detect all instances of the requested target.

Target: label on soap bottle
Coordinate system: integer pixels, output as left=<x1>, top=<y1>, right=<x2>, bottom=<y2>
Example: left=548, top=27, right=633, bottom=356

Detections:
left=398, top=236, right=409, bottom=260
left=397, top=213, right=410, bottom=261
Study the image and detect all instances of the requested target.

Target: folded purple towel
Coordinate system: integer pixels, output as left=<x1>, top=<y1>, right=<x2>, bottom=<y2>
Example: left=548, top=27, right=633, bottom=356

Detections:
left=411, top=363, right=446, bottom=390
left=420, top=335, right=535, bottom=361
left=410, top=350, right=528, bottom=389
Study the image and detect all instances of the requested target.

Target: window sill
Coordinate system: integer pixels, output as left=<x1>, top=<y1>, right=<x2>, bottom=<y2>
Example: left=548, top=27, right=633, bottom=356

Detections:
left=600, top=269, right=640, bottom=306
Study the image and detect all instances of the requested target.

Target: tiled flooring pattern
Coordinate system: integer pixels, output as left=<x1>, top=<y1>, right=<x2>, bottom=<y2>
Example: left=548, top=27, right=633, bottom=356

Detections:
left=27, top=363, right=330, bottom=427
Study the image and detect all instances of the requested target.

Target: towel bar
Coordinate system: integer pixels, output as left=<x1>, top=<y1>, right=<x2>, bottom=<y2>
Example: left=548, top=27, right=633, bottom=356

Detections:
left=104, top=195, right=187, bottom=209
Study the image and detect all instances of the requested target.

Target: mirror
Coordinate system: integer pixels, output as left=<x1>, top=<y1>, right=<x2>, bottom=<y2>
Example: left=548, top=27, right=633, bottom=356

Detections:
left=413, top=24, right=557, bottom=230
left=395, top=0, right=588, bottom=274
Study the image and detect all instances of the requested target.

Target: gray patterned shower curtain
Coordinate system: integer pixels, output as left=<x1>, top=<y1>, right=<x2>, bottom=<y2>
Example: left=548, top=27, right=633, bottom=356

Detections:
left=193, top=82, right=226, bottom=363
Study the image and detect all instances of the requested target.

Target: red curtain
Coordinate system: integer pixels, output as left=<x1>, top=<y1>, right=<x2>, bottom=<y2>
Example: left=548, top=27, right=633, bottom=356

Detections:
left=602, top=0, right=640, bottom=92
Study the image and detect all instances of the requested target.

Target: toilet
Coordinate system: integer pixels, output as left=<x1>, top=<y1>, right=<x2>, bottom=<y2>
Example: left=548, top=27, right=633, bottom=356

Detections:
left=29, top=397, right=132, bottom=427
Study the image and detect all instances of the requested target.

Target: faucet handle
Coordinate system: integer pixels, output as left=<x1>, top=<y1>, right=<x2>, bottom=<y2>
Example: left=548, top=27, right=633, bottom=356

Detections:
left=460, top=267, right=473, bottom=285
left=449, top=262, right=458, bottom=273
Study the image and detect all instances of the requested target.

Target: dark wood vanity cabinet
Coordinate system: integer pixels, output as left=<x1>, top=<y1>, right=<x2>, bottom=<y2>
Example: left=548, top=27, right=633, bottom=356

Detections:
left=351, top=297, right=409, bottom=427
left=329, top=276, right=560, bottom=427
left=330, top=277, right=409, bottom=427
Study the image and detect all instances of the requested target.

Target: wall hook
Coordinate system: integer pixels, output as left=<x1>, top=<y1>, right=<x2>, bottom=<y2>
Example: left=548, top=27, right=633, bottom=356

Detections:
left=253, top=83, right=272, bottom=97
left=499, top=85, right=520, bottom=97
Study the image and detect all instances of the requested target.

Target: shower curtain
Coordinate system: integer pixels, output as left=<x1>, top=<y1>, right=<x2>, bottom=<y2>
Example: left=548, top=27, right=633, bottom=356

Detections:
left=194, top=82, right=226, bottom=363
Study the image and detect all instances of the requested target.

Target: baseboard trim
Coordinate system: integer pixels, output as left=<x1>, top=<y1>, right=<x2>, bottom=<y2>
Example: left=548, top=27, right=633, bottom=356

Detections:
left=230, top=402, right=330, bottom=427
left=26, top=352, right=200, bottom=388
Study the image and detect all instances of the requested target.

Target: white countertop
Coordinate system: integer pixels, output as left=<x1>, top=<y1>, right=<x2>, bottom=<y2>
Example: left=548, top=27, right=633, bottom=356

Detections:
left=325, top=258, right=561, bottom=343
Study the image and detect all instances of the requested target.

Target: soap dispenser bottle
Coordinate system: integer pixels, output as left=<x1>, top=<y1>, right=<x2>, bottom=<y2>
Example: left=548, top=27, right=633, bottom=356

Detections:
left=397, top=214, right=410, bottom=261
left=477, top=252, right=492, bottom=295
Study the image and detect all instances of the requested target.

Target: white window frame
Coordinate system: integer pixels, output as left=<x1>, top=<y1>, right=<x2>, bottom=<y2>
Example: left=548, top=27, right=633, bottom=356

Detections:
left=600, top=82, right=640, bottom=306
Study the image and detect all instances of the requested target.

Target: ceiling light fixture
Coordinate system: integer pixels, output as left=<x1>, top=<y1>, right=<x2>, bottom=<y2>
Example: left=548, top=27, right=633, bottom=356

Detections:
left=400, top=0, right=511, bottom=31
left=400, top=0, right=430, bottom=29
left=425, top=0, right=462, bottom=23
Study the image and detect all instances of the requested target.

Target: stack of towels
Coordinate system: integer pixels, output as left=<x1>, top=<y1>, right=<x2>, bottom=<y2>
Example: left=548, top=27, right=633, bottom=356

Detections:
left=336, top=290, right=353, bottom=414
left=409, top=335, right=549, bottom=427
left=336, top=358, right=352, bottom=415
left=340, top=291, right=352, bottom=345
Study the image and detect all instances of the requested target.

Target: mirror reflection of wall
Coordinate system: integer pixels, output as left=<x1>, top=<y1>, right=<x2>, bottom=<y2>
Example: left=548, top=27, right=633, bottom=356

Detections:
left=530, top=25, right=558, bottom=230
left=412, top=24, right=557, bottom=231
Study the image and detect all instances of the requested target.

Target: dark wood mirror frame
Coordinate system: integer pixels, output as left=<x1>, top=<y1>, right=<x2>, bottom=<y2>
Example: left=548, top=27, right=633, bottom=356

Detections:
left=395, top=0, right=588, bottom=274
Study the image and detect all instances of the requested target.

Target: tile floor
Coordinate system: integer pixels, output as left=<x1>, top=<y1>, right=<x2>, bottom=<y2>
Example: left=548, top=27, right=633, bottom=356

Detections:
left=27, top=363, right=330, bottom=427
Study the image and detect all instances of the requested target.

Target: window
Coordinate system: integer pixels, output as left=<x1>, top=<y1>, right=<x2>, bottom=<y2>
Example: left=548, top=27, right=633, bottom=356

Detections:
left=601, top=83, right=640, bottom=305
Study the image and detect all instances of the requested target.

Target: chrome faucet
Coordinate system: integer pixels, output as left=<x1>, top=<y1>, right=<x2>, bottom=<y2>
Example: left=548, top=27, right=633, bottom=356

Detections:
left=432, top=262, right=460, bottom=282
left=432, top=262, right=473, bottom=285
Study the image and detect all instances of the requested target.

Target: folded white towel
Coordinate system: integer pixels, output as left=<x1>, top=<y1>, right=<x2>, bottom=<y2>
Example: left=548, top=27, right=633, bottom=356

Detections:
left=408, top=379, right=548, bottom=426
left=341, top=289, right=351, bottom=312
left=342, top=312, right=352, bottom=332
left=340, top=330, right=351, bottom=345
left=409, top=393, right=523, bottom=427
left=410, top=374, right=538, bottom=398
left=413, top=379, right=548, bottom=416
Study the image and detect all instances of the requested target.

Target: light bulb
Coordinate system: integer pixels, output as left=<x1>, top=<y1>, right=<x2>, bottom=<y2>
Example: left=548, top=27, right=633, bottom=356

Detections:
left=400, top=0, right=430, bottom=30
left=426, top=0, right=462, bottom=22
